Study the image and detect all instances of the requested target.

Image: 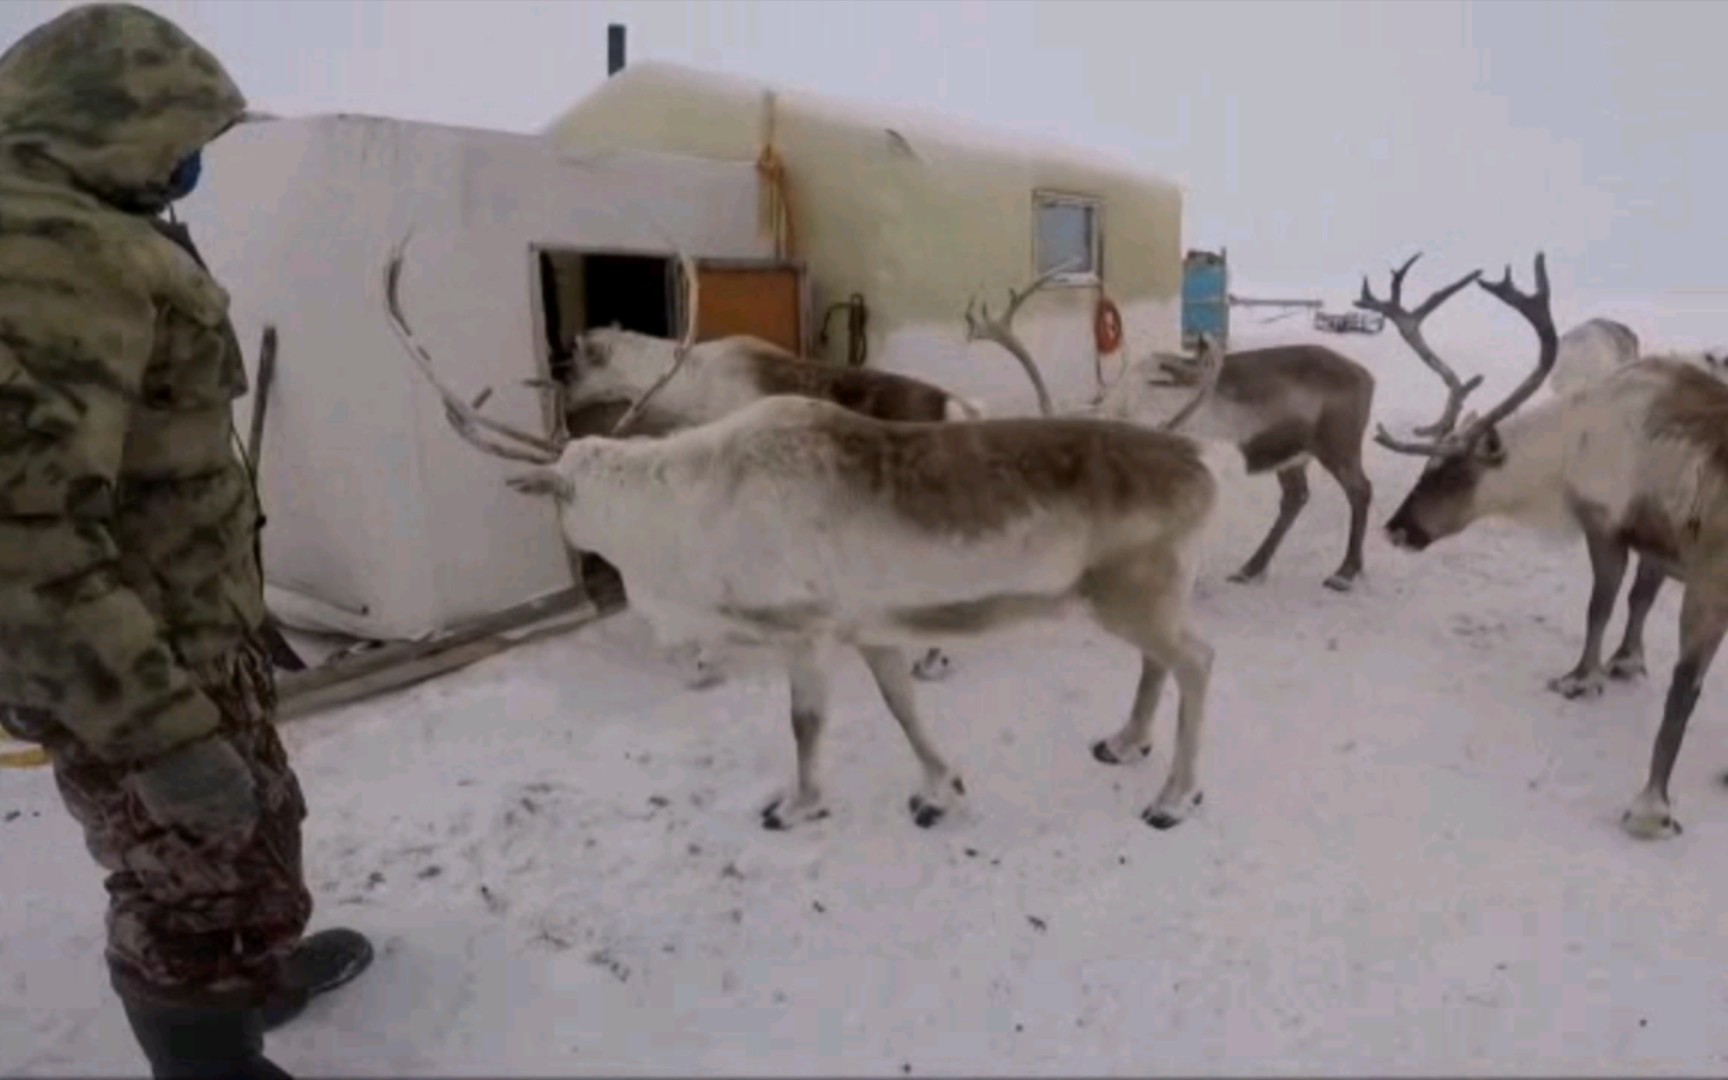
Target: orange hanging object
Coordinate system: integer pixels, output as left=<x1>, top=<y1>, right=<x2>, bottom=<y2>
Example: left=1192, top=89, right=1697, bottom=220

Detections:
left=1094, top=295, right=1125, bottom=355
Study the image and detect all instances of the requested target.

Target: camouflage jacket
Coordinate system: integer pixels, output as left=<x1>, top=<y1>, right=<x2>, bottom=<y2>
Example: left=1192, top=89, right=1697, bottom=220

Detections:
left=0, top=4, right=267, bottom=764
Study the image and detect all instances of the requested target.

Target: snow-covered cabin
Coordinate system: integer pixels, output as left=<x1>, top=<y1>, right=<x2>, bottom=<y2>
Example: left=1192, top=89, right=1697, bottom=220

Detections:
left=180, top=114, right=772, bottom=646
left=546, top=61, right=1186, bottom=414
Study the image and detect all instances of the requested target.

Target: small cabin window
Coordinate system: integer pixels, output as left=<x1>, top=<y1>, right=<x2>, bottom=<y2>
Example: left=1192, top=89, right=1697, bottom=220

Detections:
left=1033, top=191, right=1102, bottom=284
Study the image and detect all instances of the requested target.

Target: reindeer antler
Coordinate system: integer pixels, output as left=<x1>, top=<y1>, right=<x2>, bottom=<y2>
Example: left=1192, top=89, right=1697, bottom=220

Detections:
left=1356, top=252, right=1484, bottom=448
left=1156, top=333, right=1225, bottom=433
left=963, top=259, right=1077, bottom=417
left=1373, top=252, right=1556, bottom=458
left=383, top=233, right=564, bottom=465
left=608, top=246, right=701, bottom=437
left=1455, top=252, right=1556, bottom=439
left=386, top=227, right=704, bottom=460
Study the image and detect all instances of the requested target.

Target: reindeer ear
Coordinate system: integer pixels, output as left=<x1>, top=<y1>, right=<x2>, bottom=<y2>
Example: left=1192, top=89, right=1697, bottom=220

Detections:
left=1477, top=426, right=1507, bottom=464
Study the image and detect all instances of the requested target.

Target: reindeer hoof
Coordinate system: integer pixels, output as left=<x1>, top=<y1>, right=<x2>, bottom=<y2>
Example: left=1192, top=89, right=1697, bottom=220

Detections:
left=1621, top=790, right=1682, bottom=840
left=906, top=775, right=966, bottom=829
left=1621, top=807, right=1682, bottom=840
left=908, top=795, right=946, bottom=829
left=1091, top=738, right=1152, bottom=766
left=1227, top=568, right=1266, bottom=586
left=1548, top=672, right=1607, bottom=700
left=1607, top=654, right=1647, bottom=681
left=1141, top=790, right=1202, bottom=831
left=1323, top=572, right=1358, bottom=593
left=761, top=794, right=829, bottom=832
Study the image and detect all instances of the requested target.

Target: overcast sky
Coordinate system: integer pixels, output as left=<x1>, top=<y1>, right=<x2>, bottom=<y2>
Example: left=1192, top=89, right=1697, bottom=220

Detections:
left=7, top=0, right=1725, bottom=296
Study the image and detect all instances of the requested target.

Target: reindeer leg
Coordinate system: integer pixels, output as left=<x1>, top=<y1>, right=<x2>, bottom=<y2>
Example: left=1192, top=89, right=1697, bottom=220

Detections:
left=1608, top=556, right=1667, bottom=681
left=1322, top=455, right=1373, bottom=592
left=761, top=640, right=837, bottom=831
left=1084, top=552, right=1212, bottom=830
left=858, top=645, right=967, bottom=829
left=1229, top=465, right=1309, bottom=585
left=1090, top=658, right=1165, bottom=765
left=910, top=646, right=955, bottom=682
left=1621, top=588, right=1728, bottom=839
left=1551, top=524, right=1627, bottom=699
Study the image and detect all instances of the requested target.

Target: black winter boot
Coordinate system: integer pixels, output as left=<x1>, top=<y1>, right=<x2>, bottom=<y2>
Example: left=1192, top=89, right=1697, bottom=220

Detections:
left=119, top=995, right=293, bottom=1079
left=260, top=927, right=375, bottom=1032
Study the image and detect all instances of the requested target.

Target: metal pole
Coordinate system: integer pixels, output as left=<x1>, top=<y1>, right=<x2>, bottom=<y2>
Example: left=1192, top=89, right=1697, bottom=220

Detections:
left=607, top=24, right=626, bottom=76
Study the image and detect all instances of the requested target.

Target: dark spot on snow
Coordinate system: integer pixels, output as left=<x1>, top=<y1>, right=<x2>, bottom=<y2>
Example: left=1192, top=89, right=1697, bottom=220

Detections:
left=365, top=871, right=385, bottom=890
left=587, top=949, right=630, bottom=982
left=729, top=909, right=743, bottom=924
left=964, top=847, right=980, bottom=858
left=1027, top=916, right=1047, bottom=932
left=687, top=843, right=703, bottom=856
left=417, top=865, right=443, bottom=880
left=1119, top=855, right=1128, bottom=866
left=3, top=810, right=19, bottom=823
left=901, top=1065, right=911, bottom=1075
left=1641, top=1018, right=1649, bottom=1028
left=812, top=900, right=826, bottom=914
left=520, top=797, right=540, bottom=814
left=721, top=861, right=744, bottom=880
left=1015, top=1023, right=1024, bottom=1033
left=649, top=795, right=671, bottom=808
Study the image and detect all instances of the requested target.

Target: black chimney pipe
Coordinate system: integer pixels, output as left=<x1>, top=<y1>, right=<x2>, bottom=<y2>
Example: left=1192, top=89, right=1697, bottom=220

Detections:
left=607, top=24, right=626, bottom=76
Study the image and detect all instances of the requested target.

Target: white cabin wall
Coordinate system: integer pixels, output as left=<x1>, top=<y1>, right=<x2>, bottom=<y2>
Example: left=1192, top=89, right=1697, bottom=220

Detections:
left=190, top=119, right=427, bottom=636
left=188, top=116, right=768, bottom=641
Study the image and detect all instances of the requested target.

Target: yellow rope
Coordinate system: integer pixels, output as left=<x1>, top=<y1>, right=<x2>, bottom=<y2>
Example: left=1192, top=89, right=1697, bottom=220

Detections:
left=756, top=91, right=795, bottom=260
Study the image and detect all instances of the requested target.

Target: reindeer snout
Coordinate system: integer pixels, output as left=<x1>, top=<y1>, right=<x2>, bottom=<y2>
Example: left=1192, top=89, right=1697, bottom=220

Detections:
left=1385, top=522, right=1428, bottom=551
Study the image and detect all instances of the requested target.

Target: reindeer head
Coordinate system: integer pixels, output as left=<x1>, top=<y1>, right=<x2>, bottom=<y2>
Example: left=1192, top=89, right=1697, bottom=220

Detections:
left=559, top=324, right=673, bottom=414
left=1097, top=334, right=1226, bottom=427
left=1378, top=253, right=1558, bottom=551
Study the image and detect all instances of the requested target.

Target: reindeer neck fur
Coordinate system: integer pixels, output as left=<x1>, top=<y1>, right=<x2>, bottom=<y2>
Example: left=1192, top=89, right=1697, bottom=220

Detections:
left=1464, top=398, right=1581, bottom=534
left=1105, top=352, right=1328, bottom=455
left=1475, top=360, right=1715, bottom=541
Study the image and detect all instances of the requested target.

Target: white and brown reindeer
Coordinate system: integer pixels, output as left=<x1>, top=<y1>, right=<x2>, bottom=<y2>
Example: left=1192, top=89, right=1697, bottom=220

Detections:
left=545, top=306, right=990, bottom=686
left=1354, top=263, right=1675, bottom=700
left=1377, top=251, right=1728, bottom=840
left=966, top=266, right=1378, bottom=593
left=385, top=236, right=1243, bottom=832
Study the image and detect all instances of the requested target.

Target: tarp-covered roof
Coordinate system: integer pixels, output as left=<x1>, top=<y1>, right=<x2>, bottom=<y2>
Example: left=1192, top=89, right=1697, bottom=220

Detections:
left=546, top=60, right=1179, bottom=197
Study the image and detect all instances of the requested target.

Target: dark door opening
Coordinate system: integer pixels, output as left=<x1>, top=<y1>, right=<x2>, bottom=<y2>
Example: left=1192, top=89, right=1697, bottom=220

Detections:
left=582, top=253, right=672, bottom=337
left=535, top=249, right=676, bottom=613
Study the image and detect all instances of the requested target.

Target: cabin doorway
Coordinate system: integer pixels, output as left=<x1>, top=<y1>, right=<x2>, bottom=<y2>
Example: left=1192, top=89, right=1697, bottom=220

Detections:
left=530, top=247, right=812, bottom=612
left=533, top=248, right=682, bottom=612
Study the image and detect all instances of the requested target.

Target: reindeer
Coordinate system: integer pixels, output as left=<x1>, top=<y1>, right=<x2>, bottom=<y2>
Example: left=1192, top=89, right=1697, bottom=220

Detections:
left=1376, top=251, right=1728, bottom=840
left=545, top=322, right=988, bottom=686
left=385, top=236, right=1242, bottom=833
left=964, top=267, right=1376, bottom=592
left=1371, top=280, right=1675, bottom=700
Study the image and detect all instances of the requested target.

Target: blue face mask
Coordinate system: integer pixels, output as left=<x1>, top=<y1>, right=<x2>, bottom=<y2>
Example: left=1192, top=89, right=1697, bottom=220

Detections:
left=164, top=150, right=202, bottom=202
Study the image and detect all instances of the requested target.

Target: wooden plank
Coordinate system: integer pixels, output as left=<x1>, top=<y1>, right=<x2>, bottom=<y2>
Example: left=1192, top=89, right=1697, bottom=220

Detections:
left=275, top=599, right=619, bottom=723
left=275, top=587, right=593, bottom=703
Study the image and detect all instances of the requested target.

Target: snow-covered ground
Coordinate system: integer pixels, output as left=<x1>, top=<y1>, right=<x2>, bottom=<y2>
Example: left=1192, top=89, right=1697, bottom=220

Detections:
left=8, top=271, right=1728, bottom=1076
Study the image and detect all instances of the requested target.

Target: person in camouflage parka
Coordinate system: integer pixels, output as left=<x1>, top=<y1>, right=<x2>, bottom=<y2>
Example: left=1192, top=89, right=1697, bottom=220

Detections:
left=0, top=5, right=370, bottom=1076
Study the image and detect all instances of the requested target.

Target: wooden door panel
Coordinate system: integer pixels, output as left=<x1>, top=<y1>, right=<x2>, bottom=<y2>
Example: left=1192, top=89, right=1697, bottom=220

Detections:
left=691, top=263, right=805, bottom=355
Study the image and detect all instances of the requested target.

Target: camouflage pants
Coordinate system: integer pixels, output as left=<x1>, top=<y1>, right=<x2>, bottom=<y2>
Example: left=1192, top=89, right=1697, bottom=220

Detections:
left=39, top=638, right=313, bottom=1008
